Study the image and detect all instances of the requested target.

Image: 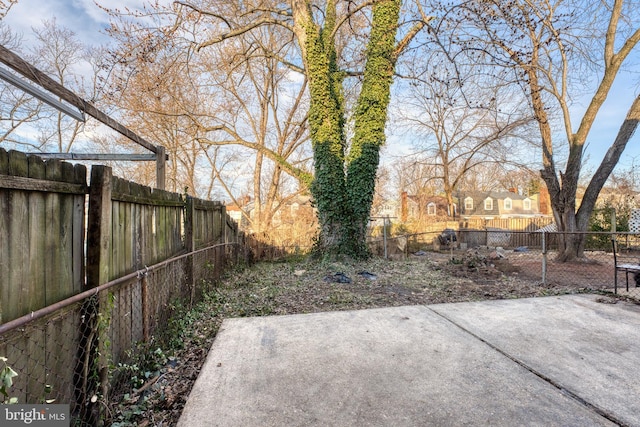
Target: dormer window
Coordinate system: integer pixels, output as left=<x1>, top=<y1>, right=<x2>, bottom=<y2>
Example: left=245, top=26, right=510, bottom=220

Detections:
left=484, top=198, right=493, bottom=210
left=504, top=198, right=512, bottom=210
left=464, top=197, right=474, bottom=210
left=523, top=198, right=532, bottom=210
left=427, top=202, right=436, bottom=216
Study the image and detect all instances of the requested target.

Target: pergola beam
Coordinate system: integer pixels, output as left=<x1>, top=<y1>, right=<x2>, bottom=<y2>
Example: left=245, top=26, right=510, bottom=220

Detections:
left=0, top=44, right=167, bottom=189
left=37, top=153, right=165, bottom=161
left=0, top=67, right=85, bottom=122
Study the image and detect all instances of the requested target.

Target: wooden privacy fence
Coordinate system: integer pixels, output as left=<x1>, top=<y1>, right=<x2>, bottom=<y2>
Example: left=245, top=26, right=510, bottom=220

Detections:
left=0, top=149, right=245, bottom=425
left=459, top=217, right=554, bottom=232
left=0, top=149, right=86, bottom=323
left=384, top=218, right=555, bottom=254
left=457, top=218, right=554, bottom=249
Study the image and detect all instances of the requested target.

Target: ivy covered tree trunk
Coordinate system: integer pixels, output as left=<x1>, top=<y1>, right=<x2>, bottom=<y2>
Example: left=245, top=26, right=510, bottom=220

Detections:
left=346, top=0, right=401, bottom=257
left=293, top=0, right=349, bottom=255
left=293, top=0, right=402, bottom=259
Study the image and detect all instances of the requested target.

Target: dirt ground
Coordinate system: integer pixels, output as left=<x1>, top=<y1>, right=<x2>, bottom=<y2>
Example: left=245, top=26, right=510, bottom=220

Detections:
left=109, top=250, right=634, bottom=426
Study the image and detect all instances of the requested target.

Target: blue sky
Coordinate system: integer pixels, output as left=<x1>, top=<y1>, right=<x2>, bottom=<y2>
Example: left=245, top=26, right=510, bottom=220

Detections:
left=574, top=73, right=640, bottom=171
left=2, top=0, right=120, bottom=45
left=3, top=0, right=640, bottom=176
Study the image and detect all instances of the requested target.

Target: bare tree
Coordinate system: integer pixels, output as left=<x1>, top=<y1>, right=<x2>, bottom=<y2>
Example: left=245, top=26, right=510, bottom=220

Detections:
left=29, top=20, right=101, bottom=153
left=104, top=3, right=313, bottom=234
left=453, top=0, right=640, bottom=260
left=0, top=23, right=44, bottom=149
left=104, top=0, right=429, bottom=257
left=0, top=20, right=104, bottom=154
left=392, top=158, right=440, bottom=199
left=496, top=168, right=543, bottom=195
left=191, top=34, right=312, bottom=232
left=0, top=0, right=16, bottom=19
left=395, top=51, right=535, bottom=216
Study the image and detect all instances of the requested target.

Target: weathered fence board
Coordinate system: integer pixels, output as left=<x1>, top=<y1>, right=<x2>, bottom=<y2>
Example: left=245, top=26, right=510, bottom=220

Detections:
left=190, top=199, right=224, bottom=248
left=0, top=149, right=86, bottom=322
left=8, top=185, right=29, bottom=318
left=0, top=151, right=245, bottom=421
left=82, top=167, right=236, bottom=378
left=0, top=189, right=6, bottom=324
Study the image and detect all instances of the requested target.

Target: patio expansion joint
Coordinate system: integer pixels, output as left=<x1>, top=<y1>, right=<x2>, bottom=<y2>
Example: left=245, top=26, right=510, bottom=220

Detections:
left=426, top=305, right=629, bottom=427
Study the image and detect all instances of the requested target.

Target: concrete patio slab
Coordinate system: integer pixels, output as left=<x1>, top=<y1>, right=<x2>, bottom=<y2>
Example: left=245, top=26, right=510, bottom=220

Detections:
left=178, top=294, right=639, bottom=426
left=431, top=294, right=640, bottom=427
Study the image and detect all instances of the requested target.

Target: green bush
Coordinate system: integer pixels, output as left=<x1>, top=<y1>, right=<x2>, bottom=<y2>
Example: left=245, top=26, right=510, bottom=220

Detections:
left=588, top=197, right=631, bottom=250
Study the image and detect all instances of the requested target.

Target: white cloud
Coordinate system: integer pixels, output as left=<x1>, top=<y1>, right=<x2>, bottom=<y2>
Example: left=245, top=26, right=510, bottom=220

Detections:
left=2, top=0, right=162, bottom=47
left=74, top=0, right=153, bottom=26
left=3, top=0, right=102, bottom=45
left=73, top=0, right=112, bottom=25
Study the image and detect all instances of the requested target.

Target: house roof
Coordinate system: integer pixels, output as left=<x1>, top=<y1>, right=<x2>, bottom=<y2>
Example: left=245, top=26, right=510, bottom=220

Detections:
left=460, top=191, right=529, bottom=202
left=459, top=191, right=534, bottom=217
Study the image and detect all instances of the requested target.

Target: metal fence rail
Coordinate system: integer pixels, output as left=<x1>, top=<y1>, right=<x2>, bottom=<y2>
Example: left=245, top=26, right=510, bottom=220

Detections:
left=0, top=242, right=243, bottom=425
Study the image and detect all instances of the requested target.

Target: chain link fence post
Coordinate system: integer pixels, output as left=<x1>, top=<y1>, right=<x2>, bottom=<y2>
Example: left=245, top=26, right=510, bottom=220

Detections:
left=541, top=231, right=547, bottom=285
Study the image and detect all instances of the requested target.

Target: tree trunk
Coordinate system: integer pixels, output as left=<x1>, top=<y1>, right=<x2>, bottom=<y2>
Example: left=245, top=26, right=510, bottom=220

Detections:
left=344, top=0, right=400, bottom=258
left=554, top=94, right=640, bottom=261
left=291, top=0, right=344, bottom=256
left=293, top=0, right=402, bottom=259
left=554, top=206, right=582, bottom=261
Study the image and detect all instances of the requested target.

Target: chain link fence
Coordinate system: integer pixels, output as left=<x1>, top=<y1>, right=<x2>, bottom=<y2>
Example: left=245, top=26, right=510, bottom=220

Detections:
left=0, top=242, right=244, bottom=425
left=3, top=222, right=638, bottom=425
left=374, top=229, right=640, bottom=300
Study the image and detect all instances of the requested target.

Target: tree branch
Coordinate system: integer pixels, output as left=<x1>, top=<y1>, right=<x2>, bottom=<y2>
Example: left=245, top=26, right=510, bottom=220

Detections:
left=577, top=93, right=640, bottom=228
left=394, top=19, right=429, bottom=60
left=195, top=16, right=293, bottom=51
left=196, top=136, right=313, bottom=187
left=331, top=0, right=377, bottom=40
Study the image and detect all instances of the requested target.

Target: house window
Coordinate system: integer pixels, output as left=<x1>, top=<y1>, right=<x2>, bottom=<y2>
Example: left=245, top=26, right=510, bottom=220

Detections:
left=427, top=202, right=436, bottom=216
left=484, top=198, right=493, bottom=210
left=523, top=198, right=531, bottom=210
left=464, top=197, right=474, bottom=210
left=504, top=198, right=512, bottom=210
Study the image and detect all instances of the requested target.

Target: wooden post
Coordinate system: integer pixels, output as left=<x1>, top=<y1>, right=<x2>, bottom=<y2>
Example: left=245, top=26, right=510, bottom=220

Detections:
left=184, top=196, right=196, bottom=305
left=184, top=196, right=195, bottom=254
left=221, top=205, right=228, bottom=243
left=383, top=216, right=388, bottom=259
left=541, top=232, right=547, bottom=285
left=220, top=204, right=229, bottom=272
left=80, top=165, right=113, bottom=425
left=611, top=208, right=617, bottom=233
left=155, top=146, right=166, bottom=190
left=86, top=165, right=112, bottom=288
